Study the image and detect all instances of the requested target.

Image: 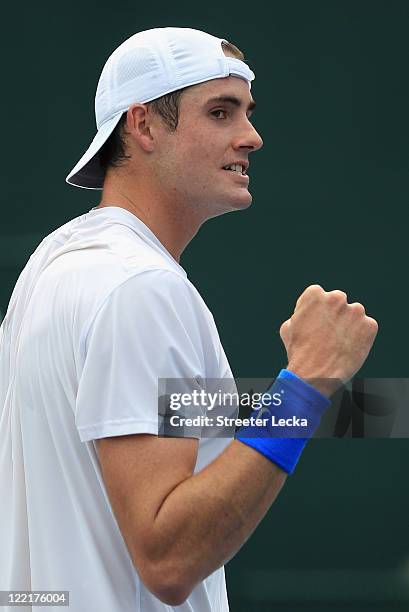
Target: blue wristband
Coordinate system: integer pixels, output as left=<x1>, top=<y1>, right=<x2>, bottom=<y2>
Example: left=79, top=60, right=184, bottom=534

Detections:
left=235, top=369, right=330, bottom=474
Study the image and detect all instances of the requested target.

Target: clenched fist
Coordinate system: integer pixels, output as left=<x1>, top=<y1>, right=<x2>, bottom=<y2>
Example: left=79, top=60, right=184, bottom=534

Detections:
left=280, top=285, right=378, bottom=397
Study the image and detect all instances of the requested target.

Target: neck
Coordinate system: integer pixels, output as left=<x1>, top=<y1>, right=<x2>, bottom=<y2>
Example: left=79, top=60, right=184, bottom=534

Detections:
left=97, top=173, right=205, bottom=263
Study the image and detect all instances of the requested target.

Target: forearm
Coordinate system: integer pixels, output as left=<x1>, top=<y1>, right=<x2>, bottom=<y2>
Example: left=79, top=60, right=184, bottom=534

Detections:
left=147, top=439, right=286, bottom=595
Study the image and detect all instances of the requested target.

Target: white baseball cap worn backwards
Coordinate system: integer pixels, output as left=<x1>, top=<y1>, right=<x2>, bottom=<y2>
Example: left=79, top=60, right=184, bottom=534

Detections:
left=65, top=27, right=255, bottom=190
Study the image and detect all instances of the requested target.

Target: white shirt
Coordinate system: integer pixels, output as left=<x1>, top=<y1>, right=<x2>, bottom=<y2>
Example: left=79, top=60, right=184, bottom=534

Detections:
left=0, top=206, right=233, bottom=611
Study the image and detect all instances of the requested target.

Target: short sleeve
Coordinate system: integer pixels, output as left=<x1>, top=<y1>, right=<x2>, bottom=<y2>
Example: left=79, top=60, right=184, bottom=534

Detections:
left=75, top=270, right=205, bottom=442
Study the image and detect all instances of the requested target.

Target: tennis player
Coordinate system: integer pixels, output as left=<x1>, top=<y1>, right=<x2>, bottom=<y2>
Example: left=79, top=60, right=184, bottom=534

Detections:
left=0, top=27, right=377, bottom=611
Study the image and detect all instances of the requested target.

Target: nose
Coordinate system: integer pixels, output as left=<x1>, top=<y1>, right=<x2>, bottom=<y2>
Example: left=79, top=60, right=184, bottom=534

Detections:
left=232, top=119, right=263, bottom=153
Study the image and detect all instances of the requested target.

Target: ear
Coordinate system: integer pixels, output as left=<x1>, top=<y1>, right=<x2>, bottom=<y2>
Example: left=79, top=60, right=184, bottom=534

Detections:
left=125, top=104, right=155, bottom=153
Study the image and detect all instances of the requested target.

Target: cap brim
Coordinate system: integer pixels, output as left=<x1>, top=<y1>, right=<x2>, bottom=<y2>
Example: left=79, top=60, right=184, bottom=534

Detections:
left=65, top=112, right=124, bottom=190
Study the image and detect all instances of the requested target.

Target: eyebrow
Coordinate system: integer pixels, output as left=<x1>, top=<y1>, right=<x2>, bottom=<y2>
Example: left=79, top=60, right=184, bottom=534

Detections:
left=205, top=95, right=256, bottom=113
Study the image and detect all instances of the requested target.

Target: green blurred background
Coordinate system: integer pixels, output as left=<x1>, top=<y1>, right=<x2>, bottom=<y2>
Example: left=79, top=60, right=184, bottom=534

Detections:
left=1, top=1, right=408, bottom=609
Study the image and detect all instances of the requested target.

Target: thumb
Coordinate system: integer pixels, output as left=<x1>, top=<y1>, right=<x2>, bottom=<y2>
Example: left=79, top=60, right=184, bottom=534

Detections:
left=279, top=318, right=292, bottom=346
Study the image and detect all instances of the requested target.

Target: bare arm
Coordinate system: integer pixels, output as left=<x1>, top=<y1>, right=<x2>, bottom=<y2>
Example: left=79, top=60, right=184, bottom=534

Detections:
left=97, top=434, right=285, bottom=606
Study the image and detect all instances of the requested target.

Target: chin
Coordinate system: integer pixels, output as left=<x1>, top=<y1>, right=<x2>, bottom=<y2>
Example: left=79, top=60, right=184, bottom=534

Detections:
left=229, top=192, right=253, bottom=211
left=204, top=191, right=253, bottom=219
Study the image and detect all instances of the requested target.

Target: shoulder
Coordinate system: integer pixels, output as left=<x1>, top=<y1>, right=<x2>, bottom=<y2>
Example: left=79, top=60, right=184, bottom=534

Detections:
left=82, top=268, right=205, bottom=344
left=105, top=268, right=197, bottom=311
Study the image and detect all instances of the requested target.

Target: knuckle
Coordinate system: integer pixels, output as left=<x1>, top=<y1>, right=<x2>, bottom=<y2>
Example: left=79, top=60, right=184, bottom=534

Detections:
left=327, top=290, right=347, bottom=305
left=298, top=284, right=324, bottom=304
left=349, top=302, right=366, bottom=316
left=366, top=316, right=379, bottom=334
left=307, top=284, right=324, bottom=295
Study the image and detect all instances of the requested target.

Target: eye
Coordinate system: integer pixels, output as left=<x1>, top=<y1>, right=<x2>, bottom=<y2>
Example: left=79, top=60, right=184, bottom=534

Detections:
left=211, top=109, right=227, bottom=119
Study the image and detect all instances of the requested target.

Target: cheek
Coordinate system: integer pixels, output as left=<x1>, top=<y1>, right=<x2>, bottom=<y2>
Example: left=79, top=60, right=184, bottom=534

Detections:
left=158, top=130, right=222, bottom=184
left=181, top=144, right=219, bottom=175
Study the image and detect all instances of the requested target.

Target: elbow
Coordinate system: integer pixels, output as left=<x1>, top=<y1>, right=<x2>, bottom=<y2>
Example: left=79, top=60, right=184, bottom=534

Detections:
left=141, top=561, right=194, bottom=606
left=152, top=581, right=191, bottom=607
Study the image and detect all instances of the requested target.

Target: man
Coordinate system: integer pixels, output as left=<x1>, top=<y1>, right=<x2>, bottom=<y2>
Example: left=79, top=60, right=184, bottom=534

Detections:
left=0, top=27, right=377, bottom=611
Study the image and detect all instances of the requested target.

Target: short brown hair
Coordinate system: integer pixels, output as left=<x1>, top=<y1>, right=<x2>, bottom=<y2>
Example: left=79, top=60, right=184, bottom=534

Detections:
left=98, top=40, right=246, bottom=172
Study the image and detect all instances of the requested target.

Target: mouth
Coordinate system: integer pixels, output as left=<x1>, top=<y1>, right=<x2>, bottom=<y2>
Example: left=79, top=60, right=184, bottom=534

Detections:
left=222, top=163, right=250, bottom=185
left=222, top=163, right=248, bottom=176
left=223, top=171, right=249, bottom=184
left=222, top=164, right=249, bottom=183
